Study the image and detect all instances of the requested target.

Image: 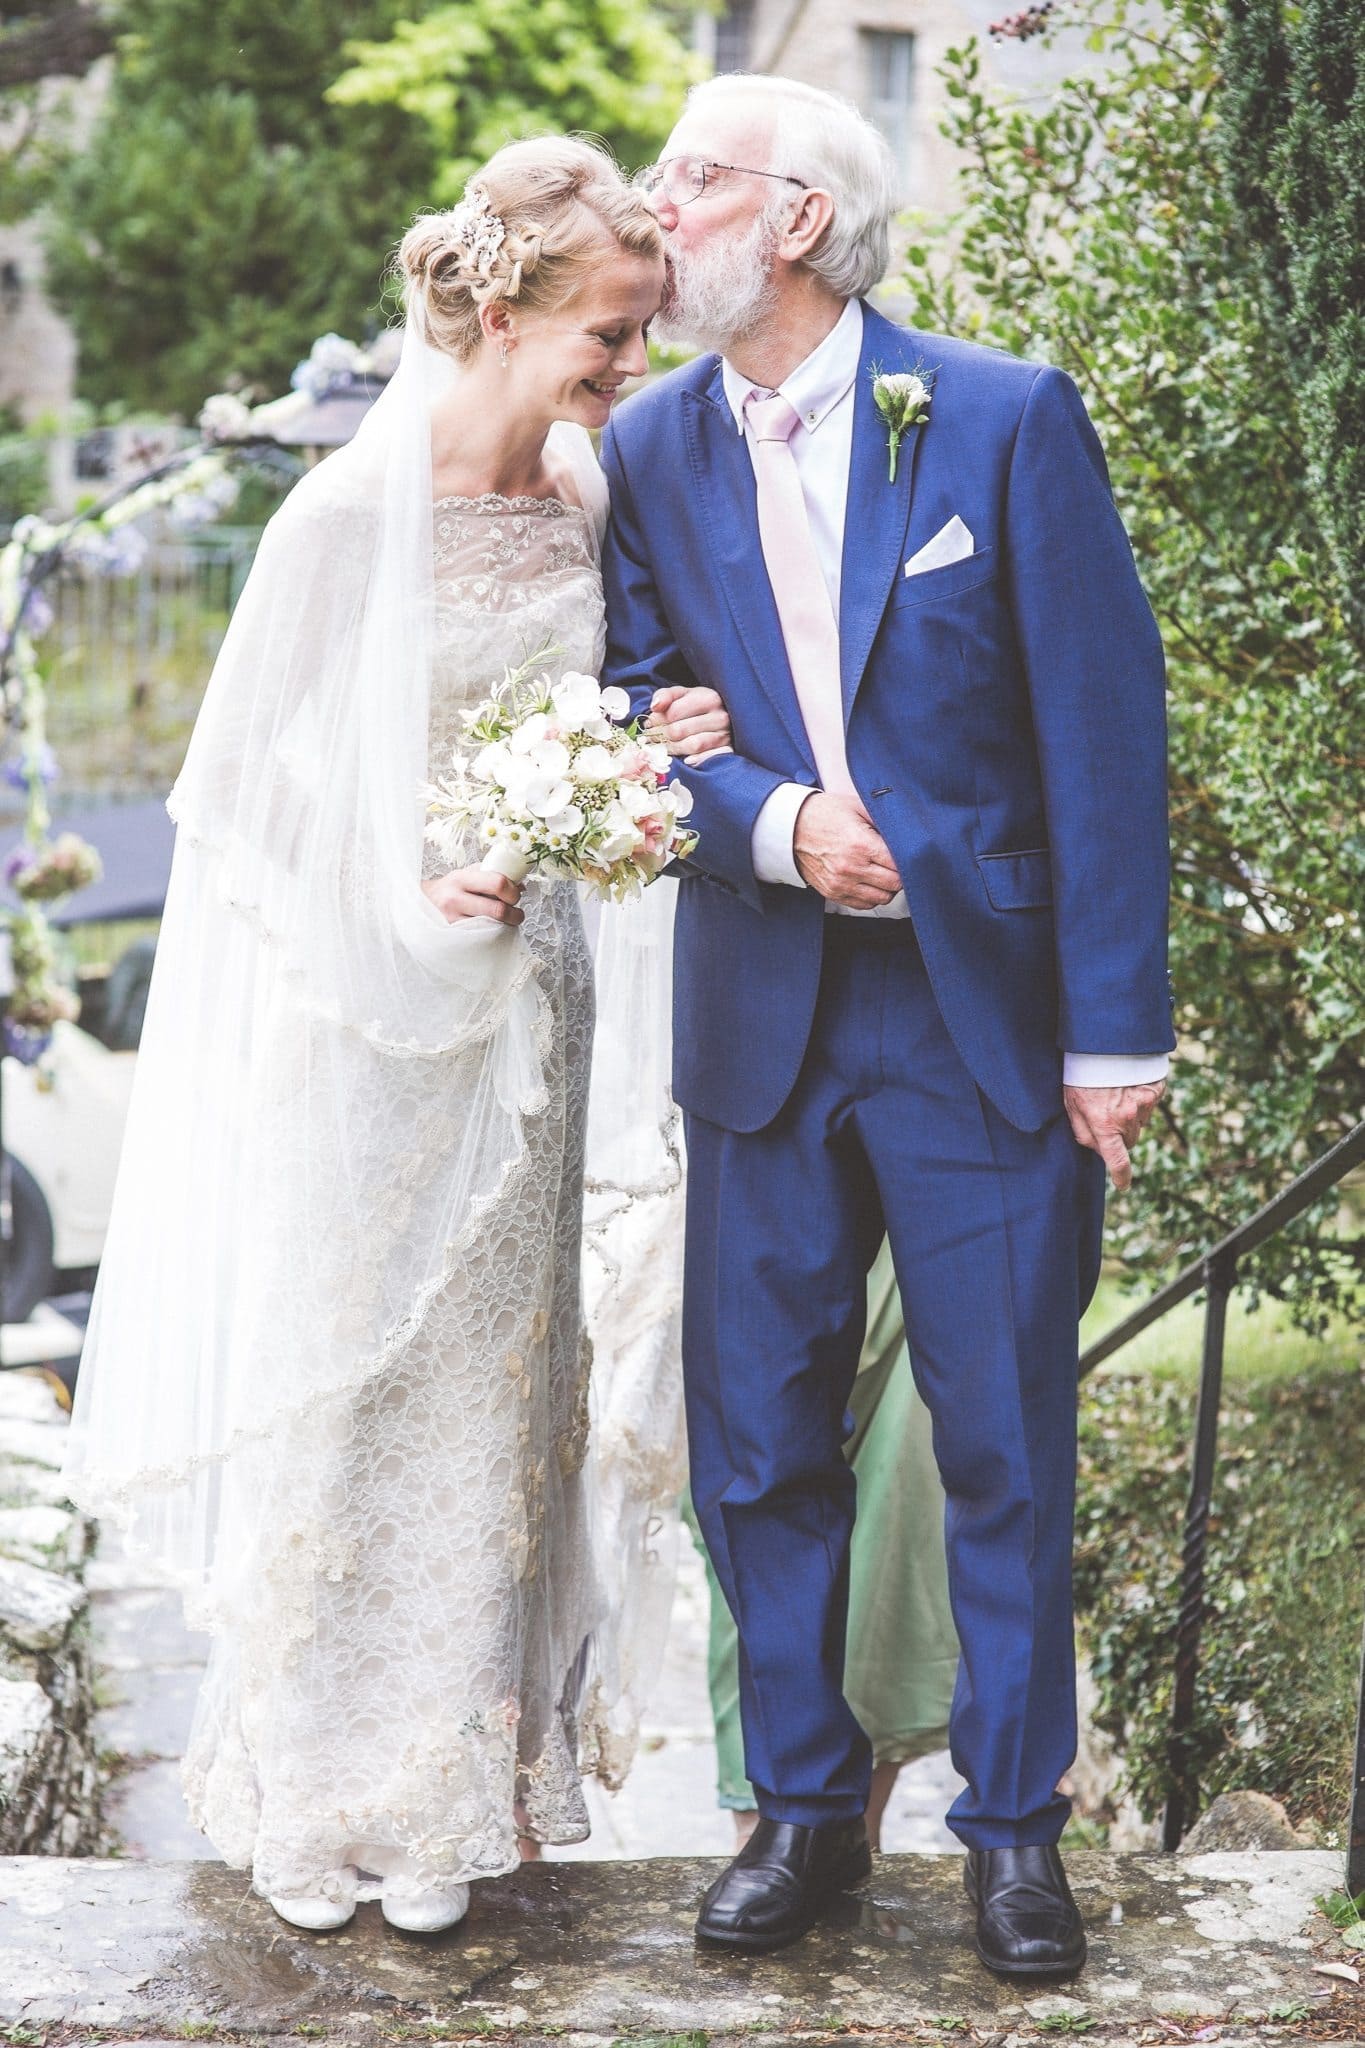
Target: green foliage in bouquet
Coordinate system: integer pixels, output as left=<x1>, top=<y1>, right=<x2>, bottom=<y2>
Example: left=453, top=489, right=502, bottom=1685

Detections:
left=424, top=646, right=696, bottom=899
left=904, top=0, right=1364, bottom=1324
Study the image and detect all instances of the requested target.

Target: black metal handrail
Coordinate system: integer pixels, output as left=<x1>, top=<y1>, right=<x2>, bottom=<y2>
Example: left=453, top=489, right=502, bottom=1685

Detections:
left=1077, top=1118, right=1365, bottom=1890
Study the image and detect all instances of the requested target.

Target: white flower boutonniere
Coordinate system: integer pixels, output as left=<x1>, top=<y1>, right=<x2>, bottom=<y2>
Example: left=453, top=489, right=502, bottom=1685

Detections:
left=872, top=366, right=935, bottom=483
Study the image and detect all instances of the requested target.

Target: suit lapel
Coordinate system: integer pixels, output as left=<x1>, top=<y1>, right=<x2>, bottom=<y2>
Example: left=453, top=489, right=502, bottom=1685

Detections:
left=838, top=306, right=925, bottom=723
left=682, top=372, right=818, bottom=776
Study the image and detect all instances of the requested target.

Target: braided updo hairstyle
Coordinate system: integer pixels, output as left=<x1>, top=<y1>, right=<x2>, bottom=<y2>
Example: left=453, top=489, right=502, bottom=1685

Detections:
left=399, top=136, right=664, bottom=362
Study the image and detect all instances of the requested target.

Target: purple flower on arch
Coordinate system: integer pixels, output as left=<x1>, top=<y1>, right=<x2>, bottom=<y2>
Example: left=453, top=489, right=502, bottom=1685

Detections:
left=2, top=843, right=34, bottom=888
left=100, top=527, right=150, bottom=577
left=19, top=586, right=54, bottom=637
left=2, top=1016, right=52, bottom=1066
left=4, top=742, right=59, bottom=792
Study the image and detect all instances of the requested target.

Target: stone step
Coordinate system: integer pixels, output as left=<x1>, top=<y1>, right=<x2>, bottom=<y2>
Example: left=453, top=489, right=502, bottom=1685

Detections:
left=0, top=1849, right=1354, bottom=2041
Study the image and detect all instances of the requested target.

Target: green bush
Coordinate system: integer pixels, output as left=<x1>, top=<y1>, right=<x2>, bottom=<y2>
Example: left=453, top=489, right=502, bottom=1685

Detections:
left=902, top=0, right=1365, bottom=1326
left=46, top=0, right=698, bottom=420
left=1075, top=1359, right=1365, bottom=1836
left=45, top=0, right=440, bottom=419
left=0, top=407, right=50, bottom=529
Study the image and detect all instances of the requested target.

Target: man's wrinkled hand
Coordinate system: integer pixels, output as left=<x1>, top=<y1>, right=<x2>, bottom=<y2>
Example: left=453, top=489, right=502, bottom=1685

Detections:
left=1064, top=1080, right=1167, bottom=1191
left=793, top=791, right=901, bottom=910
left=647, top=684, right=733, bottom=765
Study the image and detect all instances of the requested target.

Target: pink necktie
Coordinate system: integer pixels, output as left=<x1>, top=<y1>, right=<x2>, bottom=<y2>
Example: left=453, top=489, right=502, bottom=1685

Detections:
left=744, top=390, right=855, bottom=797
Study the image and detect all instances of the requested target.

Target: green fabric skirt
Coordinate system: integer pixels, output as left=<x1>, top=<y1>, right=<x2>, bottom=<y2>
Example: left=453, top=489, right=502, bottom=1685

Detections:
left=685, top=1238, right=960, bottom=1809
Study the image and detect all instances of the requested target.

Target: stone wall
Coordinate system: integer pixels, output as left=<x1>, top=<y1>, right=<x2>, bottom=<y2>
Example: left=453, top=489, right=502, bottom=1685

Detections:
left=0, top=1368, right=101, bottom=1854
left=728, top=0, right=982, bottom=218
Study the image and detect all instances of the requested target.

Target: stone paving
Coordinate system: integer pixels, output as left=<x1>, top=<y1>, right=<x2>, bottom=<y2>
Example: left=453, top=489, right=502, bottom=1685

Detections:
left=15, top=1408, right=1361, bottom=2044
left=87, top=1530, right=215, bottom=1862
left=0, top=1847, right=1356, bottom=2041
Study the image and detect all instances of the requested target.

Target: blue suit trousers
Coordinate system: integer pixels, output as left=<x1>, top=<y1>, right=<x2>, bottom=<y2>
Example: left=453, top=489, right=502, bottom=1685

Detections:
left=683, top=917, right=1106, bottom=1849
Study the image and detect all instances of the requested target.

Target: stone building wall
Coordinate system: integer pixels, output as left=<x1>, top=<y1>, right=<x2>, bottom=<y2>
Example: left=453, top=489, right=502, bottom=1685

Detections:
left=0, top=65, right=108, bottom=506
left=700, top=0, right=985, bottom=220
left=0, top=1368, right=101, bottom=1855
left=0, top=219, right=77, bottom=431
left=0, top=218, right=78, bottom=508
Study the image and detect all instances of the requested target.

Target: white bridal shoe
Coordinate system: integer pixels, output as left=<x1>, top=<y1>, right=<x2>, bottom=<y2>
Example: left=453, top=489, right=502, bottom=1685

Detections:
left=380, top=1874, right=471, bottom=1934
left=267, top=1888, right=356, bottom=1932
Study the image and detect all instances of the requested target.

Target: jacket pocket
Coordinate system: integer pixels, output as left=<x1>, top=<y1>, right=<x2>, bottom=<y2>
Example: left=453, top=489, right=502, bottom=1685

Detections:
left=892, top=545, right=997, bottom=609
left=977, top=847, right=1052, bottom=910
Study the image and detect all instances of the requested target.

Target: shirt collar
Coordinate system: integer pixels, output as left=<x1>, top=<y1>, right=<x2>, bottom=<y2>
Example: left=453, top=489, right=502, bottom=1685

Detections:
left=720, top=296, right=864, bottom=436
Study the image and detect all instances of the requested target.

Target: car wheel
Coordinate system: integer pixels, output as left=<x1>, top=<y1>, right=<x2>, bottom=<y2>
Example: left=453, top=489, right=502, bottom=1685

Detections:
left=1, top=1153, right=56, bottom=1324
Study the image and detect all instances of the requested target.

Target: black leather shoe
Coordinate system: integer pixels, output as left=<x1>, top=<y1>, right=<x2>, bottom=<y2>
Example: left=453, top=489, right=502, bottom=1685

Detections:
left=965, top=1845, right=1086, bottom=1976
left=695, top=1817, right=872, bottom=1953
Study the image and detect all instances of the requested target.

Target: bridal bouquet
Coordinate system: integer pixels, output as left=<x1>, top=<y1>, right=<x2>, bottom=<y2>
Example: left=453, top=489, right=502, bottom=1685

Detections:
left=424, top=649, right=697, bottom=899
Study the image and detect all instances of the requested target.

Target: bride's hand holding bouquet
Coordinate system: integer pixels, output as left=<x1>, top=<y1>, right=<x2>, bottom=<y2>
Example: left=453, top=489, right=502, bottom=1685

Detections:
left=423, top=649, right=709, bottom=924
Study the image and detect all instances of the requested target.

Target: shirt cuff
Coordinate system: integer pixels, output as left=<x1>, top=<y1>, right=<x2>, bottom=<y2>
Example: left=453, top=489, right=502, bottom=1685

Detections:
left=1063, top=1052, right=1171, bottom=1089
left=751, top=781, right=816, bottom=888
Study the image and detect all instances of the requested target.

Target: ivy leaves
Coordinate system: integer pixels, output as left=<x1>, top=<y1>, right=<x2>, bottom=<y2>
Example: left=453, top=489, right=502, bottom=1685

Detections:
left=907, top=0, right=1364, bottom=1323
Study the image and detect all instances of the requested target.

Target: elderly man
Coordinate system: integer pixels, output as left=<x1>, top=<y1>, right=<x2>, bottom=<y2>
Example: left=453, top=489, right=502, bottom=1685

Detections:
left=602, top=74, right=1172, bottom=1970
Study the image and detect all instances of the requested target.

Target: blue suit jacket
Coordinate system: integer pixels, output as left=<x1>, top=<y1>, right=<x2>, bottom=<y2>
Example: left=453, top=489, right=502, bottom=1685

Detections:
left=600, top=304, right=1173, bottom=1134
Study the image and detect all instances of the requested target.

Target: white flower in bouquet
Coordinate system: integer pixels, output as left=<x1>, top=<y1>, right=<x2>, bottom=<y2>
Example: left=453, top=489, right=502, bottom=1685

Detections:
left=472, top=740, right=513, bottom=785
left=507, top=711, right=553, bottom=755
left=424, top=647, right=698, bottom=900
left=572, top=743, right=618, bottom=785
left=543, top=800, right=585, bottom=835
left=551, top=671, right=605, bottom=731
left=595, top=803, right=643, bottom=864
left=522, top=773, right=574, bottom=819
left=425, top=811, right=469, bottom=865
left=618, top=777, right=662, bottom=823
left=526, top=738, right=572, bottom=781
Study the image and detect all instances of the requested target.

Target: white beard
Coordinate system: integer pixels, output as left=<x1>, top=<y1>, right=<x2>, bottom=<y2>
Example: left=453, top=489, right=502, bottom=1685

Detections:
left=652, top=204, right=786, bottom=356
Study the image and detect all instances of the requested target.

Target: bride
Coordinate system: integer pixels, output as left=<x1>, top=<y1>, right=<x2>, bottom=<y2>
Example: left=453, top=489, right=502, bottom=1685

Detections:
left=63, top=139, right=726, bottom=1934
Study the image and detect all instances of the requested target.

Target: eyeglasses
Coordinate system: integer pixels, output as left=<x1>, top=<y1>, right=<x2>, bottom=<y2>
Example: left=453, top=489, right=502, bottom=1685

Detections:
left=633, top=155, right=809, bottom=208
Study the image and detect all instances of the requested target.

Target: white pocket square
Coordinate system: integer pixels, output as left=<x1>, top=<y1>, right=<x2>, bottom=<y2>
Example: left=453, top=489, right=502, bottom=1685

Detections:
left=904, top=515, right=975, bottom=577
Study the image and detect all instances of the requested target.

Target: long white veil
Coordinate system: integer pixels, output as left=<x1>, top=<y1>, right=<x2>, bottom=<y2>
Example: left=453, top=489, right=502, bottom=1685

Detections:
left=62, top=302, right=685, bottom=1791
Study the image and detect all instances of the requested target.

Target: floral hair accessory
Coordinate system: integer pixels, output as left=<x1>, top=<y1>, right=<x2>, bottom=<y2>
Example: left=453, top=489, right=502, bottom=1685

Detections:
left=447, top=183, right=508, bottom=280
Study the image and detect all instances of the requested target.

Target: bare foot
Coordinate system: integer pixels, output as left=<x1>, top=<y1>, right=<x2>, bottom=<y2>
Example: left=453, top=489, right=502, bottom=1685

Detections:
left=514, top=1798, right=543, bottom=1862
left=864, top=1759, right=903, bottom=1852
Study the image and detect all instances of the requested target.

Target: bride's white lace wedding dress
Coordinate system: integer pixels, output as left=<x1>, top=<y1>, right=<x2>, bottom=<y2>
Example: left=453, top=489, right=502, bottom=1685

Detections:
left=65, top=306, right=682, bottom=1916
left=179, top=480, right=637, bottom=1904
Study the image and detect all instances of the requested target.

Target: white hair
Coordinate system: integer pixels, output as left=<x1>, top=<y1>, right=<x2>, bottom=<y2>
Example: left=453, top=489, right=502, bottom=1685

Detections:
left=682, top=73, right=899, bottom=300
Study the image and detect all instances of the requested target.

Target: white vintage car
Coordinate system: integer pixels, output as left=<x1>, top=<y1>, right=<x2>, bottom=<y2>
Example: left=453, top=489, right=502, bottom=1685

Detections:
left=1, top=1020, right=137, bottom=1377
left=0, top=799, right=169, bottom=1380
left=6, top=1017, right=137, bottom=1274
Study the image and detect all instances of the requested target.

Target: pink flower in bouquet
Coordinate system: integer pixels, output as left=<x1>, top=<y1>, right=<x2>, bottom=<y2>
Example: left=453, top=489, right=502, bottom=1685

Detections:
left=425, top=647, right=698, bottom=898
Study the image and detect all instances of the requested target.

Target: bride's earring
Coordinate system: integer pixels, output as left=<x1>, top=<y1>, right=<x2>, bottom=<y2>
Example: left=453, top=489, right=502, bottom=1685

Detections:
left=499, top=341, right=510, bottom=368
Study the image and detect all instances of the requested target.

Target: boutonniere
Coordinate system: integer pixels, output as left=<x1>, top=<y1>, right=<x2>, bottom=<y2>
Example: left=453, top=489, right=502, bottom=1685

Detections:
left=871, top=365, right=935, bottom=483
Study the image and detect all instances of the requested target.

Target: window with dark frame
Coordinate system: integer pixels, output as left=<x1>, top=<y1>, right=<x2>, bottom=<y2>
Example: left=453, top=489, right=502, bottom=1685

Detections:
left=862, top=28, right=916, bottom=176
left=714, top=0, right=756, bottom=74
